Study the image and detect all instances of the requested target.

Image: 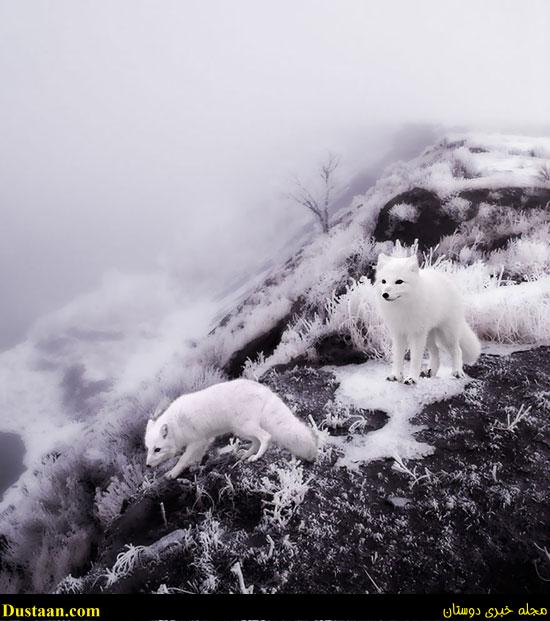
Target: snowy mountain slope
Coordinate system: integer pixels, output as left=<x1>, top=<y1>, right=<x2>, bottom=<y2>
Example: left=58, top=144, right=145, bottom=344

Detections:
left=1, top=132, right=549, bottom=594
left=0, top=270, right=218, bottom=499
left=205, top=133, right=550, bottom=380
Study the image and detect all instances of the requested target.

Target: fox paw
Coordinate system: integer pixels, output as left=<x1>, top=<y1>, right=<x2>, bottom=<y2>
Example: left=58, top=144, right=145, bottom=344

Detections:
left=420, top=369, right=432, bottom=378
left=165, top=468, right=182, bottom=480
left=403, top=377, right=417, bottom=385
left=386, top=374, right=402, bottom=382
left=452, top=370, right=466, bottom=379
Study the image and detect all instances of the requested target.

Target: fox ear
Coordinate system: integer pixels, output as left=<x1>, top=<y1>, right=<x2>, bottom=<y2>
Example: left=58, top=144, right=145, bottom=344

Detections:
left=407, top=255, right=419, bottom=272
left=160, top=424, right=169, bottom=439
left=377, top=253, right=389, bottom=268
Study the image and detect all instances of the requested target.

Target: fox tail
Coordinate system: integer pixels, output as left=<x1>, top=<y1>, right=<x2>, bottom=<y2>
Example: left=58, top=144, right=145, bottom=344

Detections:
left=460, top=322, right=481, bottom=365
left=262, top=397, right=318, bottom=461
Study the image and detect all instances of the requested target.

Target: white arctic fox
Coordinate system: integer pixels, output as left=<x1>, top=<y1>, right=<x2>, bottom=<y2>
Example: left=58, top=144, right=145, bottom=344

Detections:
left=145, top=379, right=317, bottom=479
left=375, top=253, right=481, bottom=385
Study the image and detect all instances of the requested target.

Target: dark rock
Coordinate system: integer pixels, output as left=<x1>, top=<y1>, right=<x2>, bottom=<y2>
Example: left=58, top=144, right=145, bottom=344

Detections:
left=445, top=139, right=466, bottom=149
left=224, top=316, right=290, bottom=378
left=453, top=187, right=550, bottom=254
left=458, top=186, right=550, bottom=218
left=523, top=187, right=550, bottom=209
left=262, top=365, right=340, bottom=429
left=374, top=186, right=550, bottom=254
left=373, top=187, right=457, bottom=249
left=97, top=479, right=193, bottom=567
left=346, top=256, right=376, bottom=284
left=314, top=333, right=368, bottom=366
left=0, top=433, right=25, bottom=500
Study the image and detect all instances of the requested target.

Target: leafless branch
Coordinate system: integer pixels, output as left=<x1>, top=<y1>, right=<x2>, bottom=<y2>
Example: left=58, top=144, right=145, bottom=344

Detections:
left=536, top=162, right=550, bottom=185
left=286, top=153, right=340, bottom=234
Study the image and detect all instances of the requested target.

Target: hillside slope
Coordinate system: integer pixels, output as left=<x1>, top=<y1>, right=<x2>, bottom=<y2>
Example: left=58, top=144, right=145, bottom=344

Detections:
left=1, top=133, right=549, bottom=594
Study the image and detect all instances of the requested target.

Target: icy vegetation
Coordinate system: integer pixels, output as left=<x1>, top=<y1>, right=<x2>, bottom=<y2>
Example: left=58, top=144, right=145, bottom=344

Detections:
left=1, top=133, right=549, bottom=594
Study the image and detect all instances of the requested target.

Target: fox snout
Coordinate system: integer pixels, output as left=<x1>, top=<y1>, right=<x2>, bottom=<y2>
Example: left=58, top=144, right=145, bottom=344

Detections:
left=382, top=292, right=389, bottom=299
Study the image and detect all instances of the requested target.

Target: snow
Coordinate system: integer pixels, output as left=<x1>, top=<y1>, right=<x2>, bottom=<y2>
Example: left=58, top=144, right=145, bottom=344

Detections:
left=328, top=360, right=469, bottom=469
left=393, top=132, right=550, bottom=198
left=481, top=342, right=539, bottom=356
left=389, top=202, right=418, bottom=222
left=448, top=132, right=550, bottom=160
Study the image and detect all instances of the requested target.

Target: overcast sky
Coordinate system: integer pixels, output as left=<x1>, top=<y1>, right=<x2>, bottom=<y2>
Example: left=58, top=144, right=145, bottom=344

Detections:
left=0, top=0, right=549, bottom=349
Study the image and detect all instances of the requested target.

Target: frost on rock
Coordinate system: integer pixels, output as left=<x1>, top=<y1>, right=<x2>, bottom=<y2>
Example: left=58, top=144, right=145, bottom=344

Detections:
left=329, top=360, right=468, bottom=468
left=442, top=196, right=470, bottom=220
left=389, top=202, right=418, bottom=223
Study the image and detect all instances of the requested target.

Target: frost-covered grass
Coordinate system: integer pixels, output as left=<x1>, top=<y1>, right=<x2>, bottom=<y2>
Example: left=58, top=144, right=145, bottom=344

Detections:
left=0, top=357, right=226, bottom=592
left=253, top=460, right=312, bottom=529
left=102, top=544, right=147, bottom=589
left=243, top=275, right=390, bottom=379
left=244, top=251, right=550, bottom=380
left=468, top=277, right=550, bottom=344
left=442, top=195, right=471, bottom=220
left=489, top=235, right=550, bottom=278
left=389, top=202, right=418, bottom=222
left=95, top=462, right=154, bottom=528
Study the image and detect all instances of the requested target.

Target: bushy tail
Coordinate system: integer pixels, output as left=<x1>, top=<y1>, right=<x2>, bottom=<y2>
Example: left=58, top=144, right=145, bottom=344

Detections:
left=460, top=322, right=481, bottom=365
left=262, top=397, right=318, bottom=462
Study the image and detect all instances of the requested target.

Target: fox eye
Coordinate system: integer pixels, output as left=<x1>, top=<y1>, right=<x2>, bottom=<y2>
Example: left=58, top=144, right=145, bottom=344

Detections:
left=154, top=448, right=161, bottom=453
left=381, top=279, right=386, bottom=284
left=395, top=279, right=404, bottom=284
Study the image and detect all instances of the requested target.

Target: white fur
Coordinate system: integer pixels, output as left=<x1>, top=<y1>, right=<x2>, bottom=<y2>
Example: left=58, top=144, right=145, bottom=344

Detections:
left=144, top=379, right=317, bottom=479
left=375, top=253, right=481, bottom=384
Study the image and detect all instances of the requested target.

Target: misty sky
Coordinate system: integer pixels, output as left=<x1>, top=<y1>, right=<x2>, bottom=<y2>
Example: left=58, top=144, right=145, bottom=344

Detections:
left=1, top=0, right=549, bottom=349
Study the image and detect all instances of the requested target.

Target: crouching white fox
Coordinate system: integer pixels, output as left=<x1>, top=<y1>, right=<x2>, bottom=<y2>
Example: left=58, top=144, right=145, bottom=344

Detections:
left=145, top=378, right=317, bottom=479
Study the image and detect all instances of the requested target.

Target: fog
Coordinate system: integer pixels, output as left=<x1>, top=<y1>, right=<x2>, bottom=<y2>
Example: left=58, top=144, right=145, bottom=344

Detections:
left=1, top=0, right=549, bottom=350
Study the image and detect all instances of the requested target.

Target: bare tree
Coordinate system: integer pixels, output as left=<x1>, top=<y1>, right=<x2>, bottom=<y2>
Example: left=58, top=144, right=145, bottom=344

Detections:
left=287, top=153, right=340, bottom=234
left=536, top=162, right=550, bottom=185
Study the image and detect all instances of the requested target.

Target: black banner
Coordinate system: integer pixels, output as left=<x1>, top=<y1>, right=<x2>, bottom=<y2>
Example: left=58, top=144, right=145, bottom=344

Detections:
left=0, top=594, right=548, bottom=620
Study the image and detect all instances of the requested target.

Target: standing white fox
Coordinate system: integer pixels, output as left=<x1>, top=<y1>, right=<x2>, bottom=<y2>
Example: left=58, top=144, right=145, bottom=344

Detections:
left=145, top=379, right=317, bottom=479
left=375, top=253, right=481, bottom=385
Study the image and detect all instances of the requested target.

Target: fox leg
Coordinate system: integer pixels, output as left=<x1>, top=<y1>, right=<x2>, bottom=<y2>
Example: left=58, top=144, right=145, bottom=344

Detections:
left=247, top=428, right=271, bottom=462
left=421, top=330, right=440, bottom=378
left=238, top=437, right=260, bottom=461
left=166, top=439, right=211, bottom=479
left=387, top=333, right=407, bottom=382
left=404, top=332, right=427, bottom=385
left=449, top=335, right=465, bottom=378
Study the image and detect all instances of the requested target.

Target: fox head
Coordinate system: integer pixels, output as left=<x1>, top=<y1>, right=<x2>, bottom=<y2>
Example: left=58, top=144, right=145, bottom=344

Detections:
left=144, top=419, right=177, bottom=468
left=375, top=253, right=419, bottom=303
